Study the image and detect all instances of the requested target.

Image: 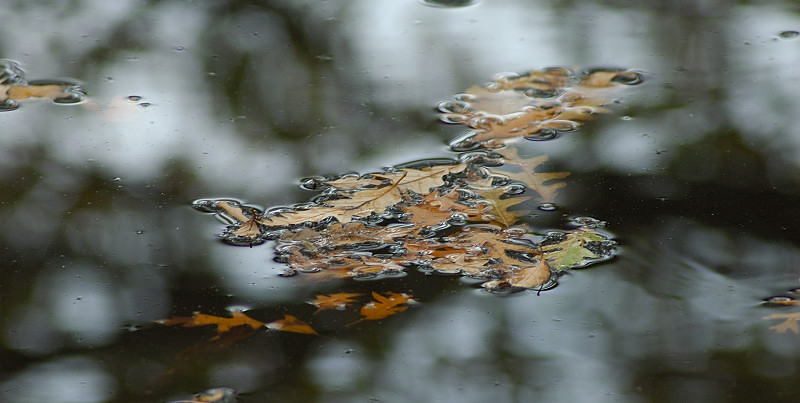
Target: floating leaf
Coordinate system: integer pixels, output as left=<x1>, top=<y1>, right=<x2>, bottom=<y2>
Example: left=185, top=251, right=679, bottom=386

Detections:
left=1, top=59, right=86, bottom=110
left=440, top=67, right=642, bottom=148
left=310, top=293, right=364, bottom=314
left=349, top=292, right=415, bottom=325
left=266, top=314, right=318, bottom=335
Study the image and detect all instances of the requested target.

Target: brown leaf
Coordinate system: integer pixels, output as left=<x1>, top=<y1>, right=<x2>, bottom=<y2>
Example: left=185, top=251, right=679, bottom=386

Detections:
left=310, top=293, right=364, bottom=314
left=349, top=292, right=415, bottom=325
left=266, top=314, right=318, bottom=335
left=493, top=147, right=569, bottom=203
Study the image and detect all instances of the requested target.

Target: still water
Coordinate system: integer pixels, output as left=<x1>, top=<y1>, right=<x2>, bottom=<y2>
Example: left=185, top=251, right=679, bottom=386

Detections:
left=3, top=0, right=800, bottom=402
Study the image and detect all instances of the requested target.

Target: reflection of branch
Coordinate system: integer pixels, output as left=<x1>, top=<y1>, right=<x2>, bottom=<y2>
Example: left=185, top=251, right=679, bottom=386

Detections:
left=763, top=312, right=800, bottom=334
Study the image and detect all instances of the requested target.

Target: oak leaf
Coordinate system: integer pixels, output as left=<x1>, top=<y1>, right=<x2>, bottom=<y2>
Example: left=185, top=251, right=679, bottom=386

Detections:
left=310, top=293, right=364, bottom=314
left=349, top=292, right=415, bottom=325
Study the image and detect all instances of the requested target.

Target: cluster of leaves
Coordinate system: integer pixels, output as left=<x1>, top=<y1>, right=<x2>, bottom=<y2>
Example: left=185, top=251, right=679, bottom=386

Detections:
left=762, top=291, right=800, bottom=334
left=0, top=59, right=86, bottom=111
left=438, top=67, right=643, bottom=149
left=193, top=67, right=639, bottom=292
left=195, top=147, right=614, bottom=292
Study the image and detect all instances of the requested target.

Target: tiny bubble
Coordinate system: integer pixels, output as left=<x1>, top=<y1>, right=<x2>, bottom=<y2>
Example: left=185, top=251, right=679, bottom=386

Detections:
left=136, top=230, right=144, bottom=234
left=778, top=30, right=799, bottom=40
left=538, top=203, right=557, bottom=211
left=138, top=102, right=151, bottom=108
left=127, top=95, right=142, bottom=102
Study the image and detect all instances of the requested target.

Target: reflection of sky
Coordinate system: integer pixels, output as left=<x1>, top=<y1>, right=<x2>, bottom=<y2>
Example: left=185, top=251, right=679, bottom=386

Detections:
left=3, top=0, right=800, bottom=401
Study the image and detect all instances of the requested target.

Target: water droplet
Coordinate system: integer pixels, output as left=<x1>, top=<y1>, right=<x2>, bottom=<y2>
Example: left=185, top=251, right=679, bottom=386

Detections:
left=127, top=95, right=142, bottom=102
left=538, top=203, right=557, bottom=211
left=778, top=30, right=799, bottom=40
left=420, top=0, right=479, bottom=7
left=612, top=71, right=645, bottom=85
left=522, top=127, right=559, bottom=141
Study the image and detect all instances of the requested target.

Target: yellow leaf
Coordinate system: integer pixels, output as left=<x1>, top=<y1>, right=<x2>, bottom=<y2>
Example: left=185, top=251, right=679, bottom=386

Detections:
left=310, top=293, right=364, bottom=314
left=349, top=292, right=415, bottom=325
left=266, top=314, right=318, bottom=335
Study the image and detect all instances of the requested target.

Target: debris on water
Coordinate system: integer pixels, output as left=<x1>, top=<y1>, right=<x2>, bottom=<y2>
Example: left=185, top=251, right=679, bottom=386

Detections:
left=0, top=60, right=87, bottom=110
left=437, top=66, right=644, bottom=149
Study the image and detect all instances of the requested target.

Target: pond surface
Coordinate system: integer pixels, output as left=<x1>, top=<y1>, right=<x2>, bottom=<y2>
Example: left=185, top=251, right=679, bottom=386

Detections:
left=3, top=0, right=800, bottom=402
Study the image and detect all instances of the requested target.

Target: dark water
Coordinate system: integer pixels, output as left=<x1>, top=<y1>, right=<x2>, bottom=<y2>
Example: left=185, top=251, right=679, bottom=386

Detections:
left=3, top=0, right=800, bottom=402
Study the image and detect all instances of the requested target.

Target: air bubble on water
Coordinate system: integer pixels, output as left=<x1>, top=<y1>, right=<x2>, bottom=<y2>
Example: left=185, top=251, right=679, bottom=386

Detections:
left=300, top=176, right=326, bottom=191
left=572, top=216, right=606, bottom=228
left=538, top=203, right=557, bottom=211
left=420, top=0, right=480, bottom=8
left=621, top=115, right=633, bottom=121
left=778, top=30, right=800, bottom=40
left=503, top=184, right=526, bottom=195
left=453, top=93, right=477, bottom=102
left=523, top=127, right=559, bottom=141
left=138, top=102, right=151, bottom=108
left=437, top=100, right=471, bottom=114
left=0, top=59, right=26, bottom=86
left=135, top=230, right=144, bottom=234
left=612, top=71, right=645, bottom=86
left=0, top=99, right=19, bottom=111
left=439, top=113, right=469, bottom=125
left=127, top=95, right=142, bottom=102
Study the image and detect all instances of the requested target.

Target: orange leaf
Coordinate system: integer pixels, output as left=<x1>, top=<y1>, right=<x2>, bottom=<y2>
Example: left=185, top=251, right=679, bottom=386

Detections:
left=266, top=314, right=318, bottom=335
left=349, top=292, right=415, bottom=326
left=155, top=311, right=265, bottom=333
left=310, top=293, right=364, bottom=314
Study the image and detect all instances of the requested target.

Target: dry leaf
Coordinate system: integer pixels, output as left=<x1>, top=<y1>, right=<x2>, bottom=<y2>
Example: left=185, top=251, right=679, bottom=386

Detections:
left=349, top=292, right=415, bottom=325
left=266, top=314, right=318, bottom=335
left=310, top=293, right=364, bottom=314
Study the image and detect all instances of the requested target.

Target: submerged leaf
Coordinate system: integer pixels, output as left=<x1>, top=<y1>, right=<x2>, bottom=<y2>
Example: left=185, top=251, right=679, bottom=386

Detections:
left=763, top=312, right=800, bottom=334
left=155, top=311, right=265, bottom=333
